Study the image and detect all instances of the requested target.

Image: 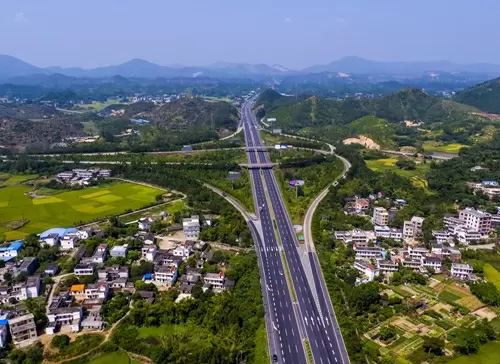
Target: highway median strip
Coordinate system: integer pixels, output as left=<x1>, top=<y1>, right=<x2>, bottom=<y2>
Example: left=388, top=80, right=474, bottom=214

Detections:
left=260, top=171, right=297, bottom=303
left=303, top=339, right=314, bottom=364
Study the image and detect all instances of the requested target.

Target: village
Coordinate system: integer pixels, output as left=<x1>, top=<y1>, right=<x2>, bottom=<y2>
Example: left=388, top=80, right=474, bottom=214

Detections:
left=0, top=210, right=238, bottom=350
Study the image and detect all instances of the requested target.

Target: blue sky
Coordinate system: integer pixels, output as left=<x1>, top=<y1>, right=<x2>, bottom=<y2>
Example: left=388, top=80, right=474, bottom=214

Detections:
left=1, top=0, right=498, bottom=69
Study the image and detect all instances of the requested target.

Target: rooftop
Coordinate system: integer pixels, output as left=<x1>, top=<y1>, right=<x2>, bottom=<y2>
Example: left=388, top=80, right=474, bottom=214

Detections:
left=71, top=284, right=85, bottom=292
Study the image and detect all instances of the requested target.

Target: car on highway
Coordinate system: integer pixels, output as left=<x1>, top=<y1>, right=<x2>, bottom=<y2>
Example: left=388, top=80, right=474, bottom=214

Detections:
left=273, top=354, right=278, bottom=362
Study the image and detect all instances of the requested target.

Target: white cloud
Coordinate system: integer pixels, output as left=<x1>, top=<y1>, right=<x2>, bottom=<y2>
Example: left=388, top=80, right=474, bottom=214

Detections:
left=284, top=17, right=292, bottom=23
left=13, top=12, right=28, bottom=24
left=334, top=17, right=346, bottom=24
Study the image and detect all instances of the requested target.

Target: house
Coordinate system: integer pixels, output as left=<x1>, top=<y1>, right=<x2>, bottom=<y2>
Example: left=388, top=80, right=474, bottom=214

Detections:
left=108, top=277, right=128, bottom=289
left=138, top=218, right=153, bottom=231
left=44, top=233, right=61, bottom=247
left=411, top=216, right=425, bottom=234
left=432, top=230, right=452, bottom=244
left=45, top=264, right=60, bottom=276
left=13, top=257, right=38, bottom=277
left=60, top=235, right=77, bottom=250
left=141, top=246, right=157, bottom=262
left=407, top=246, right=429, bottom=260
left=334, top=230, right=375, bottom=246
left=172, top=243, right=192, bottom=259
left=451, top=263, right=473, bottom=280
left=98, top=266, right=129, bottom=281
left=154, top=252, right=182, bottom=268
left=84, top=283, right=109, bottom=301
left=183, top=216, right=200, bottom=238
left=136, top=290, right=155, bottom=304
left=74, top=263, right=94, bottom=276
left=81, top=309, right=105, bottom=331
left=377, top=260, right=398, bottom=274
left=354, top=260, right=379, bottom=284
left=9, top=313, right=38, bottom=347
left=431, top=247, right=461, bottom=263
left=421, top=256, right=442, bottom=273
left=203, top=271, right=225, bottom=292
left=70, top=284, right=86, bottom=298
left=92, top=244, right=108, bottom=263
left=374, top=226, right=402, bottom=241
left=459, top=208, right=492, bottom=235
left=153, top=266, right=178, bottom=286
left=373, top=207, right=389, bottom=226
left=354, top=246, right=385, bottom=260
left=401, top=259, right=422, bottom=271
left=110, top=245, right=128, bottom=258
left=355, top=198, right=370, bottom=212
left=143, top=233, right=155, bottom=245
left=46, top=307, right=82, bottom=335
left=403, top=221, right=415, bottom=239
left=0, top=241, right=23, bottom=261
left=0, top=311, right=11, bottom=349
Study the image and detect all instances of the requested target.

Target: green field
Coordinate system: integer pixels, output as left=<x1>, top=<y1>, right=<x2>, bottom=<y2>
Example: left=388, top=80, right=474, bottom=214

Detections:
left=0, top=181, right=160, bottom=240
left=89, top=352, right=140, bottom=364
left=365, top=158, right=430, bottom=189
left=484, top=264, right=500, bottom=289
left=422, top=142, right=467, bottom=154
left=119, top=200, right=184, bottom=224
left=448, top=341, right=500, bottom=364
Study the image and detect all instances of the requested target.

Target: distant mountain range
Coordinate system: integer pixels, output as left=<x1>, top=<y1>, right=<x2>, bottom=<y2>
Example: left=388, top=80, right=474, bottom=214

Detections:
left=2, top=54, right=500, bottom=82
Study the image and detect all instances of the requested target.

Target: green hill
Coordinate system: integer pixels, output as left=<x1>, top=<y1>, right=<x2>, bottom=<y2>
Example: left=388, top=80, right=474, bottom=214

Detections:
left=256, top=88, right=485, bottom=148
left=348, top=115, right=396, bottom=148
left=453, top=77, right=500, bottom=114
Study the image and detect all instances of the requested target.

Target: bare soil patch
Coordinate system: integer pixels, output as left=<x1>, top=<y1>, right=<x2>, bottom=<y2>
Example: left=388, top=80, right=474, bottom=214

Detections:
left=343, top=135, right=380, bottom=149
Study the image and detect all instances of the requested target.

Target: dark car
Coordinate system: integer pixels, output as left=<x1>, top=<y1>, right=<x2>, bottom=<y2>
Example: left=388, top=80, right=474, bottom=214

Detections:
left=272, top=354, right=278, bottom=362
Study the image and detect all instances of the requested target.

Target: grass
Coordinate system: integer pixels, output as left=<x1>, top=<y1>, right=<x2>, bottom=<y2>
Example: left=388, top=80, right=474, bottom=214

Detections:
left=303, top=339, right=313, bottom=364
left=1, top=174, right=38, bottom=186
left=422, top=142, right=467, bottom=154
left=448, top=341, right=500, bottom=363
left=438, top=289, right=462, bottom=304
left=89, top=352, right=140, bottom=364
left=253, top=323, right=270, bottom=363
left=484, top=264, right=500, bottom=289
left=365, top=158, right=431, bottom=190
left=119, top=200, right=184, bottom=224
left=388, top=286, right=414, bottom=298
left=0, top=180, right=160, bottom=240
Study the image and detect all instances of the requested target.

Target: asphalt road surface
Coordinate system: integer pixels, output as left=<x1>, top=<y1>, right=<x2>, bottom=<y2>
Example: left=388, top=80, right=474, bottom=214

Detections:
left=241, top=99, right=350, bottom=364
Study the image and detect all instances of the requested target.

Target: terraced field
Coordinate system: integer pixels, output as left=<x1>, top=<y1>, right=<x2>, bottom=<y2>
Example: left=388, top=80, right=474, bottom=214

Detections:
left=0, top=177, right=160, bottom=240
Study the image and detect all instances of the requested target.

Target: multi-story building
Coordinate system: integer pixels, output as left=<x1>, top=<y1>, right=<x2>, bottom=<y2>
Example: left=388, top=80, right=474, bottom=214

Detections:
left=153, top=266, right=178, bottom=286
left=46, top=307, right=82, bottom=335
left=407, top=246, right=429, bottom=260
left=354, top=247, right=385, bottom=260
left=334, top=230, right=375, bottom=246
left=9, top=313, right=37, bottom=347
left=141, top=246, right=157, bottom=261
left=432, top=230, right=452, bottom=244
left=431, top=247, right=461, bottom=263
left=97, top=266, right=129, bottom=281
left=74, top=263, right=94, bottom=276
left=451, top=263, right=473, bottom=280
left=60, top=235, right=77, bottom=250
left=421, top=256, right=443, bottom=273
left=84, top=283, right=109, bottom=301
left=411, top=216, right=425, bottom=235
left=372, top=207, right=389, bottom=226
left=377, top=260, right=398, bottom=274
left=0, top=241, right=23, bottom=262
left=459, top=208, right=492, bottom=235
left=374, top=226, right=402, bottom=241
left=401, top=259, right=422, bottom=271
left=183, top=215, right=200, bottom=238
left=172, top=243, right=192, bottom=259
left=354, top=261, right=379, bottom=284
left=403, top=221, right=415, bottom=240
left=110, top=245, right=128, bottom=258
left=203, top=272, right=225, bottom=292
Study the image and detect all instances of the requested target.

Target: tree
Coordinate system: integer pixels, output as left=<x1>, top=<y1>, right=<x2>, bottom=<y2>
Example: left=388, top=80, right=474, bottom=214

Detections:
left=127, top=250, right=141, bottom=261
left=379, top=326, right=397, bottom=341
left=422, top=336, right=444, bottom=355
left=51, top=334, right=70, bottom=349
left=396, top=159, right=416, bottom=170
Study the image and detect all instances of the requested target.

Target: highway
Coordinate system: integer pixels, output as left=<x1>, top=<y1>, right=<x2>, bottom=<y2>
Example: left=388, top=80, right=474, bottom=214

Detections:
left=241, top=99, right=349, bottom=364
left=243, top=106, right=306, bottom=363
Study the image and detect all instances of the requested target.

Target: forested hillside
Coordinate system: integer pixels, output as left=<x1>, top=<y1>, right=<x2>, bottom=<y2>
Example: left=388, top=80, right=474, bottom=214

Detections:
left=255, top=88, right=492, bottom=148
left=453, top=77, right=500, bottom=114
left=0, top=116, right=84, bottom=151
